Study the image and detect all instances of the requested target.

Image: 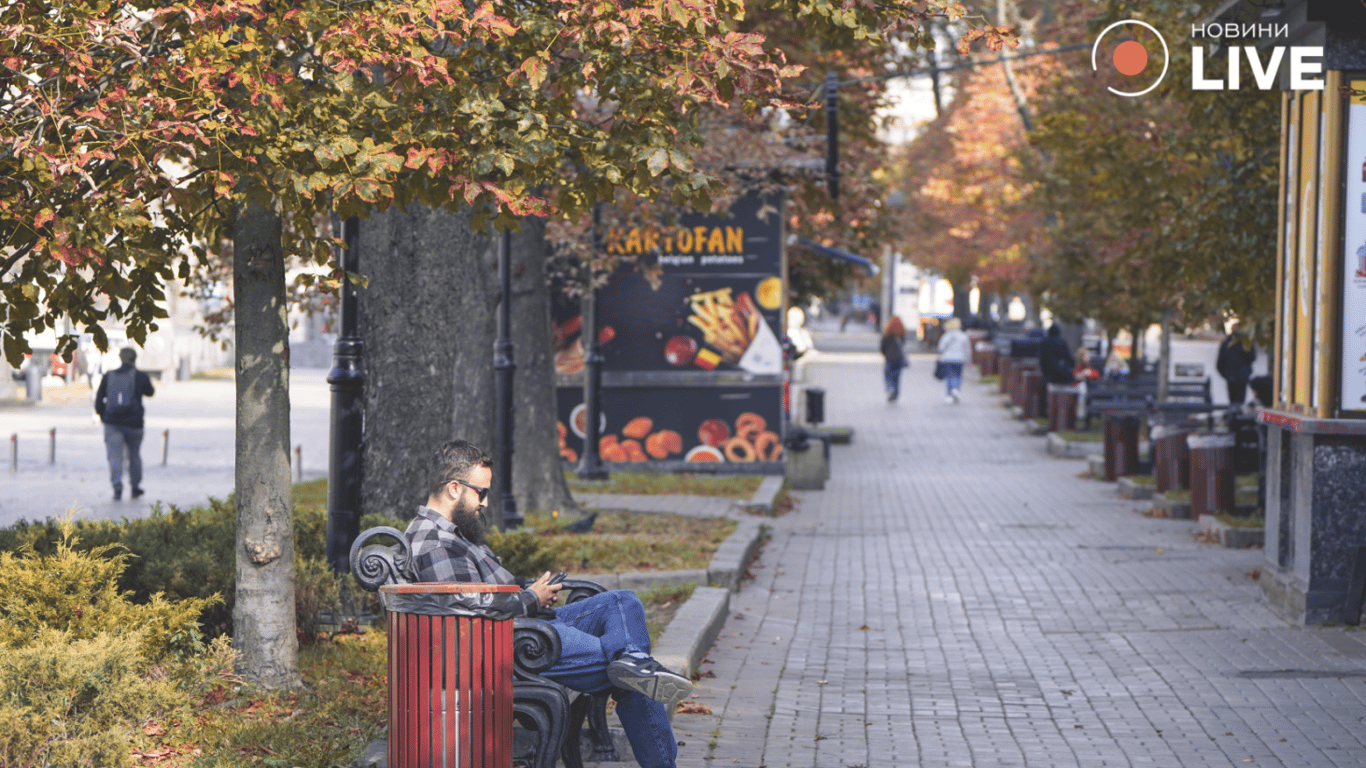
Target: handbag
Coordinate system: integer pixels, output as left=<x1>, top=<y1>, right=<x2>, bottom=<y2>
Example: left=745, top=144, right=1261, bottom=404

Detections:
left=933, top=360, right=948, bottom=380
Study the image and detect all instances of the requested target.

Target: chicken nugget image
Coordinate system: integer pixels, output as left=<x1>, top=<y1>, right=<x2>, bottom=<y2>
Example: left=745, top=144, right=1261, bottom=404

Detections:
left=622, top=416, right=653, bottom=440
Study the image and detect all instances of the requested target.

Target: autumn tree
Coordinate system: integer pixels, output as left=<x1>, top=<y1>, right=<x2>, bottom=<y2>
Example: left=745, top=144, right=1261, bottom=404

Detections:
left=1028, top=0, right=1279, bottom=360
left=2, top=0, right=1010, bottom=686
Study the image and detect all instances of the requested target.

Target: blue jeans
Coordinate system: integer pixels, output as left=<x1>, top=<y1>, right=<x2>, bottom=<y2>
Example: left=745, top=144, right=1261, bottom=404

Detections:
left=543, top=590, right=677, bottom=768
left=883, top=361, right=905, bottom=399
left=103, top=424, right=143, bottom=490
left=943, top=362, right=963, bottom=395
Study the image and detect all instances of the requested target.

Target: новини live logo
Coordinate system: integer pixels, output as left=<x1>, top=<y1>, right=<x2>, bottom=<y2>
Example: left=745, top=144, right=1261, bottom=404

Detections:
left=1093, top=19, right=1324, bottom=97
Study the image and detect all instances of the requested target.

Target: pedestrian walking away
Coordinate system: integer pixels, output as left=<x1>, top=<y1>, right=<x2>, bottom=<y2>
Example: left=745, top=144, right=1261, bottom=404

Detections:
left=880, top=316, right=908, bottom=401
left=406, top=440, right=690, bottom=768
left=1216, top=322, right=1256, bottom=405
left=94, top=347, right=155, bottom=500
left=936, top=317, right=970, bottom=403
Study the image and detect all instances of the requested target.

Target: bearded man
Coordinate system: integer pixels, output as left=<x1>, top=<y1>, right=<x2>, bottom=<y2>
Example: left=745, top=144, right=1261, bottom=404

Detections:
left=404, top=439, right=690, bottom=768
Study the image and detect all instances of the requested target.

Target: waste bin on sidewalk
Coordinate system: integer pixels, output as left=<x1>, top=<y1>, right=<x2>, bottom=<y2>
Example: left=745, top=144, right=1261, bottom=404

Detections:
left=785, top=427, right=831, bottom=490
left=981, top=346, right=1000, bottom=377
left=1150, top=424, right=1193, bottom=492
left=1102, top=413, right=1141, bottom=481
left=1021, top=369, right=1045, bottom=420
left=380, top=583, right=521, bottom=768
left=1047, top=384, right=1079, bottom=433
left=999, top=356, right=1016, bottom=396
left=1187, top=432, right=1236, bottom=517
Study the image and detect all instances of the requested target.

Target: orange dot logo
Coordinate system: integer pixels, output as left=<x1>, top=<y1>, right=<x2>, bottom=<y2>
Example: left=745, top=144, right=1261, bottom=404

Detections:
left=1113, top=40, right=1148, bottom=76
left=1092, top=20, right=1169, bottom=98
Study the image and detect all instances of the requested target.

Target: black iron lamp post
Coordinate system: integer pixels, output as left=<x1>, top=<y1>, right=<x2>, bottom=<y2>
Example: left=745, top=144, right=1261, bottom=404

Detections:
left=494, top=228, right=522, bottom=528
left=825, top=71, right=840, bottom=201
left=575, top=205, right=609, bottom=480
left=325, top=215, right=364, bottom=574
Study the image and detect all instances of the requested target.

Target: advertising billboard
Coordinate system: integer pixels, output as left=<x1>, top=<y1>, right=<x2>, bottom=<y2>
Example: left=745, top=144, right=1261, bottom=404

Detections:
left=554, top=193, right=786, bottom=471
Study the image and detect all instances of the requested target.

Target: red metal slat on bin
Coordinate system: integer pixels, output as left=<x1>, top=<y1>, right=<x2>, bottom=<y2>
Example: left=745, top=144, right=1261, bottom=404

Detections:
left=418, top=614, right=432, bottom=768
left=443, top=616, right=457, bottom=767
left=388, top=610, right=399, bottom=768
left=459, top=616, right=473, bottom=768
left=498, top=618, right=513, bottom=767
left=482, top=615, right=495, bottom=766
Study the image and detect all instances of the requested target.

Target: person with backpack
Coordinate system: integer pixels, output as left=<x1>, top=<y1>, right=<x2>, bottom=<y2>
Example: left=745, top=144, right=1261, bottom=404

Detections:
left=95, top=347, right=156, bottom=500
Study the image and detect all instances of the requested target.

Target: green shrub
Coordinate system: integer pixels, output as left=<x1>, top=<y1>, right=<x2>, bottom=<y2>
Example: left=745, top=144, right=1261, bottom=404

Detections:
left=0, top=520, right=216, bottom=661
left=487, top=527, right=558, bottom=578
left=0, top=521, right=225, bottom=768
left=0, top=488, right=408, bottom=642
left=0, top=628, right=185, bottom=768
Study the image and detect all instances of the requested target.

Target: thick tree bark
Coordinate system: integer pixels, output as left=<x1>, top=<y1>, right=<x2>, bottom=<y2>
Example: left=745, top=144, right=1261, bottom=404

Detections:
left=509, top=218, right=581, bottom=518
left=359, top=204, right=498, bottom=524
left=232, top=197, right=301, bottom=689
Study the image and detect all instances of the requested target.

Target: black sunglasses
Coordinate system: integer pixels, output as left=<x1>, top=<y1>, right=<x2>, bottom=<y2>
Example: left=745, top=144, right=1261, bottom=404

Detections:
left=453, top=479, right=490, bottom=504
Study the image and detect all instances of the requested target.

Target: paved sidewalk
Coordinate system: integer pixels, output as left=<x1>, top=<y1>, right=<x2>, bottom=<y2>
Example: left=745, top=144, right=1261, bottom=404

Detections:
left=672, top=350, right=1366, bottom=768
left=0, top=369, right=333, bottom=526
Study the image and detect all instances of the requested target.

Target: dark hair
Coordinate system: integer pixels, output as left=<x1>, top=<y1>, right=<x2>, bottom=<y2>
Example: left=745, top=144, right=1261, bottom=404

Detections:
left=1047, top=324, right=1061, bottom=337
left=427, top=440, right=492, bottom=499
left=119, top=347, right=137, bottom=364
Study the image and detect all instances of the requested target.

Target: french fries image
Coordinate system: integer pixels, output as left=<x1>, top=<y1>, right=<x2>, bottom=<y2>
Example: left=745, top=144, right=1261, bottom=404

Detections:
left=686, top=288, right=761, bottom=364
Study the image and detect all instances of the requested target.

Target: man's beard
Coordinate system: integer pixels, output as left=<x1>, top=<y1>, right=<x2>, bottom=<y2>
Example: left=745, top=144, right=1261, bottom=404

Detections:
left=452, top=499, right=488, bottom=546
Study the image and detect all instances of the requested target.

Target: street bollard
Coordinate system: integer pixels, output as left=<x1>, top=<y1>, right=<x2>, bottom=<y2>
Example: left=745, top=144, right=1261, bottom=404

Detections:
left=49, top=428, right=55, bottom=464
left=9, top=434, right=15, bottom=472
left=294, top=445, right=302, bottom=482
left=162, top=430, right=169, bottom=466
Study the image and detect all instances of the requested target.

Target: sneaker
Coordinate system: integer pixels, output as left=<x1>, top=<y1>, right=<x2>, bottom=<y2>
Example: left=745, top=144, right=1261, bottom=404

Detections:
left=945, top=395, right=955, bottom=404
left=951, top=390, right=960, bottom=403
left=112, top=486, right=122, bottom=501
left=131, top=487, right=145, bottom=499
left=607, top=655, right=692, bottom=707
left=887, top=390, right=896, bottom=402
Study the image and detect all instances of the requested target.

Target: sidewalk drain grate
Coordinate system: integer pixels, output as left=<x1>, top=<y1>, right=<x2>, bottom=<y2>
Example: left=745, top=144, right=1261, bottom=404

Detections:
left=1237, top=670, right=1366, bottom=679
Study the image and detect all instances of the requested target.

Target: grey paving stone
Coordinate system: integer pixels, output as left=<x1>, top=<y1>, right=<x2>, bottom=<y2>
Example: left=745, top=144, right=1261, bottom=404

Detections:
left=674, top=350, right=1366, bottom=768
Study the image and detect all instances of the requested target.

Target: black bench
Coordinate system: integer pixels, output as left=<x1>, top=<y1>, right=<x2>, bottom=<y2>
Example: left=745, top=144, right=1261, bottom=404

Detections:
left=1083, top=377, right=1217, bottom=430
left=350, top=527, right=618, bottom=768
left=1082, top=376, right=1158, bottom=430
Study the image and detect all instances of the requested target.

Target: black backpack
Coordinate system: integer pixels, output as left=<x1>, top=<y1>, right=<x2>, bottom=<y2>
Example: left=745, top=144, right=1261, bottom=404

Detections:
left=105, top=369, right=138, bottom=418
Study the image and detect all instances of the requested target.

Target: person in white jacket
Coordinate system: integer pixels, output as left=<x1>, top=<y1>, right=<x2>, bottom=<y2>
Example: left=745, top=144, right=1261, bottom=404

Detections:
left=936, top=317, right=971, bottom=403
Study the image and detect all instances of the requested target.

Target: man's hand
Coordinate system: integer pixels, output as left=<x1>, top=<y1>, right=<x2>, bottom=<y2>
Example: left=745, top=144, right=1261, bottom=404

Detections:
left=528, top=571, right=564, bottom=609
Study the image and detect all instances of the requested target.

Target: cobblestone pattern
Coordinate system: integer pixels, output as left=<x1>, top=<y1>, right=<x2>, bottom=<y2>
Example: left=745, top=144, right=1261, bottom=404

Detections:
left=672, top=351, right=1366, bottom=768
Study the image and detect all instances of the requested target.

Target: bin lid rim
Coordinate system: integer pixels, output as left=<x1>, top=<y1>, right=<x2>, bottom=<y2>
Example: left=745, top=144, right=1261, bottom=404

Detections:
left=380, top=582, right=521, bottom=594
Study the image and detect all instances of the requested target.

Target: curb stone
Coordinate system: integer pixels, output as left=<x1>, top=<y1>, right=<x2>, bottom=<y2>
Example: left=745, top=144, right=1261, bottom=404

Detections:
left=740, top=475, right=784, bottom=514
left=1047, top=432, right=1103, bottom=459
left=1117, top=476, right=1155, bottom=500
left=1196, top=513, right=1266, bottom=548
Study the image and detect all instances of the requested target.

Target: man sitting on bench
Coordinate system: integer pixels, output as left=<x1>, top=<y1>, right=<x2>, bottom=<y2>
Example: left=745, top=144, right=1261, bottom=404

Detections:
left=405, top=439, right=691, bottom=768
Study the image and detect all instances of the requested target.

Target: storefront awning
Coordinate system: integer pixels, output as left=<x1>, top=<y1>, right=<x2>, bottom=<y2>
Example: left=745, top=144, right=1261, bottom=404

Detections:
left=787, top=236, right=880, bottom=276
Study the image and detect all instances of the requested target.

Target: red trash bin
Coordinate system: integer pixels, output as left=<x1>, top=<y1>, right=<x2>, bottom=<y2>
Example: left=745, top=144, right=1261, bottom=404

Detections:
left=982, top=347, right=1000, bottom=377
left=1047, top=384, right=1079, bottom=433
left=381, top=583, right=520, bottom=768
left=1151, top=424, right=1193, bottom=492
left=1102, top=413, right=1141, bottom=481
left=999, top=356, right=1015, bottom=395
left=1021, top=369, right=1045, bottom=420
left=1187, top=432, right=1235, bottom=517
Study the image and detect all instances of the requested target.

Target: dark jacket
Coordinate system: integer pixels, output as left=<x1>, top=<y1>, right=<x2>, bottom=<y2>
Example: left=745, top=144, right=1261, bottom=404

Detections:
left=95, top=364, right=155, bottom=428
left=1039, top=335, right=1076, bottom=385
left=1216, top=334, right=1256, bottom=384
left=880, top=335, right=906, bottom=367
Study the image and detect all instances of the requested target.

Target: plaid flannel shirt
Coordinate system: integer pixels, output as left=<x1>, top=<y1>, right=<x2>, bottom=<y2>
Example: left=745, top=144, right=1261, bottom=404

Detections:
left=405, top=505, right=539, bottom=618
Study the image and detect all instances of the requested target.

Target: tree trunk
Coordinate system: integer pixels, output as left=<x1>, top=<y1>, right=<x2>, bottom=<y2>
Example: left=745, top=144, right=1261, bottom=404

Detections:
left=359, top=204, right=498, bottom=524
left=509, top=218, right=582, bottom=518
left=232, top=197, right=301, bottom=689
